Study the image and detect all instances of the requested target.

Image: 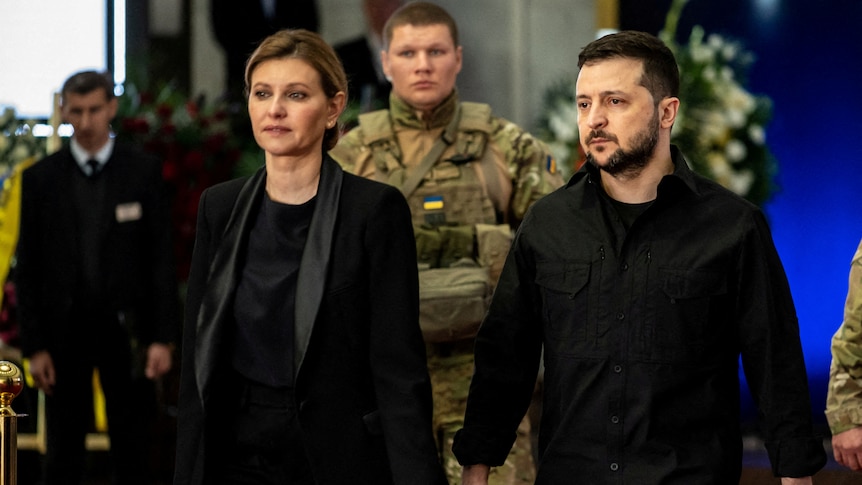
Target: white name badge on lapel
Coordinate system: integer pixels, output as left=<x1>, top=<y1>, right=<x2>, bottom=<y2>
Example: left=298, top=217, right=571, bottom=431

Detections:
left=115, top=202, right=143, bottom=222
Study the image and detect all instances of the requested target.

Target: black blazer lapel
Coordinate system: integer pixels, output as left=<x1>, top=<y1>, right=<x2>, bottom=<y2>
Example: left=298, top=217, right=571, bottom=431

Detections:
left=194, top=168, right=265, bottom=402
left=294, top=156, right=342, bottom=375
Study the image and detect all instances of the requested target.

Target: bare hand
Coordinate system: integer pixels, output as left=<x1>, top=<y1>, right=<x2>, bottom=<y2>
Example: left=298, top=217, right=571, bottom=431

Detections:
left=462, top=464, right=490, bottom=485
left=28, top=351, right=56, bottom=395
left=833, top=426, right=862, bottom=471
left=780, top=477, right=813, bottom=484
left=145, top=343, right=173, bottom=380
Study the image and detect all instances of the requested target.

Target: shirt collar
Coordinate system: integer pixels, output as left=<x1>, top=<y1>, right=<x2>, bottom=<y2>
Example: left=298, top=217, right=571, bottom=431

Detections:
left=71, top=137, right=114, bottom=172
left=661, top=145, right=701, bottom=196
left=569, top=145, right=700, bottom=198
left=389, top=89, right=459, bottom=130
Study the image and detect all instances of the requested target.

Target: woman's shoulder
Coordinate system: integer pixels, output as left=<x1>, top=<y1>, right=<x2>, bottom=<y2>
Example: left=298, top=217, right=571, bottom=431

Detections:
left=198, top=173, right=258, bottom=218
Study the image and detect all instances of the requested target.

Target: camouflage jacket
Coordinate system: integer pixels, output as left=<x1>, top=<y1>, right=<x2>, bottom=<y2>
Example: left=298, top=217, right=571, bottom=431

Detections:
left=826, top=238, right=862, bottom=434
left=329, top=91, right=563, bottom=227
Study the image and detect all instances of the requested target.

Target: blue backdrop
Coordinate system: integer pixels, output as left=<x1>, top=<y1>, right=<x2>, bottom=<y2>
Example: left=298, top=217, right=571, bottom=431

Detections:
left=620, top=0, right=862, bottom=429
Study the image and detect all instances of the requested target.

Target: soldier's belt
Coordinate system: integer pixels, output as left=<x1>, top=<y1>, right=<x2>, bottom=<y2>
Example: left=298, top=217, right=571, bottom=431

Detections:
left=415, top=223, right=512, bottom=274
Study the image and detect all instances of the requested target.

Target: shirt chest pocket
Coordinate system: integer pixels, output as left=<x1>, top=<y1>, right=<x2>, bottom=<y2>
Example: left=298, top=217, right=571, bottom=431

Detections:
left=649, top=268, right=728, bottom=361
left=535, top=262, right=591, bottom=344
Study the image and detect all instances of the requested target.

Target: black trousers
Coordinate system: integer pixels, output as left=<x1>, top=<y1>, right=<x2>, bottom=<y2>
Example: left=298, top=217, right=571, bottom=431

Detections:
left=43, top=310, right=155, bottom=485
left=212, top=378, right=314, bottom=484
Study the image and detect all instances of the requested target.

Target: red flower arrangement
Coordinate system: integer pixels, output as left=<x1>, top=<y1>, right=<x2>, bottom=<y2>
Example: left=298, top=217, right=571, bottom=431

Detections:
left=114, top=84, right=256, bottom=282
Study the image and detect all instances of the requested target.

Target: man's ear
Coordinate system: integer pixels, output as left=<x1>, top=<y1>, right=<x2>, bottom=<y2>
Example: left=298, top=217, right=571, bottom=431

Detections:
left=659, top=96, right=679, bottom=129
left=381, top=50, right=392, bottom=82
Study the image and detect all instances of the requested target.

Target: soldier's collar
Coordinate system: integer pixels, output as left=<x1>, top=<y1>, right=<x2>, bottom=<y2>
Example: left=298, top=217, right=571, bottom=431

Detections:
left=391, top=90, right=459, bottom=130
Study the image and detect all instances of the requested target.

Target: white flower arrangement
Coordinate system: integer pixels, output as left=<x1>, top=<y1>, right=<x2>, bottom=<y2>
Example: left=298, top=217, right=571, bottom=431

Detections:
left=537, top=0, right=777, bottom=205
left=0, top=107, right=47, bottom=181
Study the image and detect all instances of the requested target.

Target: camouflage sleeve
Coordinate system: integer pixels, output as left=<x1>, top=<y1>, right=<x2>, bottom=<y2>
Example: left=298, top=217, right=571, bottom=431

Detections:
left=329, top=126, right=374, bottom=177
left=826, top=237, right=862, bottom=434
left=490, top=118, right=565, bottom=223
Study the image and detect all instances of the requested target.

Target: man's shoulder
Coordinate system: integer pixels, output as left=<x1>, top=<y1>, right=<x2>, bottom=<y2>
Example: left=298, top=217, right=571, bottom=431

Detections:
left=331, top=112, right=387, bottom=165
left=484, top=112, right=552, bottom=165
left=356, top=109, right=394, bottom=141
left=37, top=147, right=69, bottom=162
left=459, top=102, right=494, bottom=131
left=110, top=142, right=158, bottom=164
left=26, top=148, right=71, bottom=178
left=111, top=141, right=147, bottom=155
left=532, top=181, right=571, bottom=209
left=487, top=114, right=538, bottom=142
left=331, top=127, right=368, bottom=161
left=686, top=170, right=761, bottom=215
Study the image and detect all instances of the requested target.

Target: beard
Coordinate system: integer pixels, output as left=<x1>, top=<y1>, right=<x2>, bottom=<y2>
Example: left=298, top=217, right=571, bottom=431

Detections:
left=585, top=110, right=660, bottom=178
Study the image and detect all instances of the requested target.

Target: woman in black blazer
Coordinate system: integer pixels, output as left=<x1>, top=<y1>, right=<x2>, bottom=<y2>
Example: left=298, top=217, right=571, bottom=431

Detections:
left=174, top=29, right=446, bottom=485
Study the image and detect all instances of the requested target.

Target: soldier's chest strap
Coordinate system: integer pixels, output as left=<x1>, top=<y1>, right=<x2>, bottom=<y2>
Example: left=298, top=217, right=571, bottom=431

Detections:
left=358, top=102, right=495, bottom=198
left=398, top=104, right=462, bottom=197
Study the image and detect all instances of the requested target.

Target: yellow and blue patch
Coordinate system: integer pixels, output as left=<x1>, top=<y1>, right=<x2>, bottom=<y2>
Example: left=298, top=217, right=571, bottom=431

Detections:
left=423, top=195, right=444, bottom=211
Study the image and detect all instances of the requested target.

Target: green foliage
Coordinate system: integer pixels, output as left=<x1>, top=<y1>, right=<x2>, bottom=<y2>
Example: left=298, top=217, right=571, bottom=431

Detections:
left=0, top=107, right=46, bottom=173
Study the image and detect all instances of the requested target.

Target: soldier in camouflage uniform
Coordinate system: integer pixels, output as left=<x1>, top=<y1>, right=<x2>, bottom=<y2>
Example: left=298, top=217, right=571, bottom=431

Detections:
left=826, top=237, right=862, bottom=470
left=329, top=3, right=563, bottom=484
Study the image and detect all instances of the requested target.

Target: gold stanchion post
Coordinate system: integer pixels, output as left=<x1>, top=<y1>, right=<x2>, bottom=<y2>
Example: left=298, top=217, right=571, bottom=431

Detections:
left=0, top=362, right=24, bottom=485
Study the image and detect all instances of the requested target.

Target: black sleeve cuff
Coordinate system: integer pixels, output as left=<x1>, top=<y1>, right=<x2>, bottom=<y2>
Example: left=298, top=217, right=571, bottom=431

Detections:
left=765, top=435, right=827, bottom=477
left=452, top=425, right=516, bottom=467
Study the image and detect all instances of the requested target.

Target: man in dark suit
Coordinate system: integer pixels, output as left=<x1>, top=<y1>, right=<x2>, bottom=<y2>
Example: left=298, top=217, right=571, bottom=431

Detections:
left=16, top=70, right=180, bottom=485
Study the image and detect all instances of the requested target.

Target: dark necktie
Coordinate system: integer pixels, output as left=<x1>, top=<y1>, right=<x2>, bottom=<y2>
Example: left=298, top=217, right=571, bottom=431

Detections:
left=86, top=159, right=100, bottom=177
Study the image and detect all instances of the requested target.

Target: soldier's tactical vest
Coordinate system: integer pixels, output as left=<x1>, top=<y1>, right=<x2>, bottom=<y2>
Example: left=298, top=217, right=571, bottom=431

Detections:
left=358, top=103, right=513, bottom=343
left=358, top=102, right=508, bottom=227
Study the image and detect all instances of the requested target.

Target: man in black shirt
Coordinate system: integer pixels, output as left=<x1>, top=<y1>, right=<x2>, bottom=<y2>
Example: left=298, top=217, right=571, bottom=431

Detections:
left=453, top=30, right=826, bottom=484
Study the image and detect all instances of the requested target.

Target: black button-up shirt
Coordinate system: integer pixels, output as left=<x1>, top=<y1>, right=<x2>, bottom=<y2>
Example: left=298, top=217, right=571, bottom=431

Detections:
left=454, top=147, right=826, bottom=483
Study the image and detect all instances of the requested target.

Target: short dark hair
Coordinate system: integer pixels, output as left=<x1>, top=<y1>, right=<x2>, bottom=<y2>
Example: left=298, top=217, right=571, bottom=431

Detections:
left=578, top=30, right=679, bottom=102
left=383, top=1, right=459, bottom=50
left=61, top=70, right=115, bottom=104
left=244, top=29, right=348, bottom=151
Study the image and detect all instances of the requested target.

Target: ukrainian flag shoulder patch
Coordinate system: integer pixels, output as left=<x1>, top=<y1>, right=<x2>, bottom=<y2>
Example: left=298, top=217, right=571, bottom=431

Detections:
left=423, top=195, right=444, bottom=210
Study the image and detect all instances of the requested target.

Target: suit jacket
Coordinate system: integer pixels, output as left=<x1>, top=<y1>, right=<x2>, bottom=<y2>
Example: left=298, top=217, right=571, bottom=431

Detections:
left=174, top=156, right=447, bottom=485
left=16, top=144, right=179, bottom=356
